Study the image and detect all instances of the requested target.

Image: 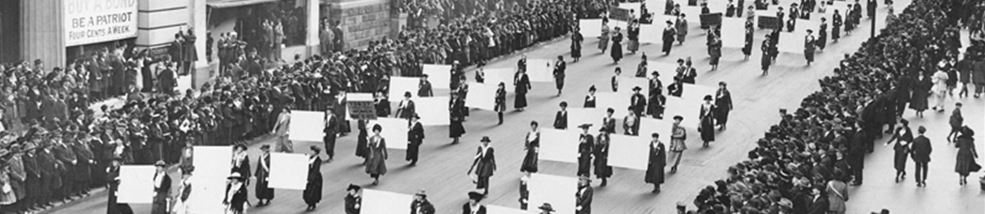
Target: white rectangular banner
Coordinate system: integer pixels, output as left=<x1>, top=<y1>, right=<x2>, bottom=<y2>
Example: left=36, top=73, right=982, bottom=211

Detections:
left=648, top=61, right=678, bottom=89
left=117, top=165, right=155, bottom=204
left=388, top=77, right=422, bottom=101
left=540, top=128, right=581, bottom=163
left=485, top=68, right=516, bottom=93
left=289, top=110, right=326, bottom=142
left=268, top=153, right=308, bottom=190
left=778, top=31, right=807, bottom=53
left=568, top=107, right=606, bottom=130
left=639, top=118, right=674, bottom=144
left=618, top=77, right=650, bottom=96
left=528, top=174, right=578, bottom=214
left=596, top=92, right=633, bottom=118
left=608, top=134, right=650, bottom=170
left=422, top=64, right=453, bottom=89
left=580, top=19, right=602, bottom=38
left=664, top=96, right=702, bottom=128
left=412, top=96, right=451, bottom=126
left=525, top=59, right=555, bottom=83
left=682, top=84, right=717, bottom=101
left=366, top=118, right=410, bottom=150
left=721, top=18, right=748, bottom=48
left=188, top=146, right=232, bottom=214
left=465, top=82, right=497, bottom=110
left=64, top=0, right=138, bottom=46
left=361, top=189, right=414, bottom=214
left=487, top=205, right=526, bottom=214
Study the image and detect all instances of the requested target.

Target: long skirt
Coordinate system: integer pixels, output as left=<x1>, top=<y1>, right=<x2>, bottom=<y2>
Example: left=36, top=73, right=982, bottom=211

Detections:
left=450, top=120, right=466, bottom=137
left=515, top=92, right=528, bottom=108
left=577, top=156, right=592, bottom=176
left=303, top=178, right=323, bottom=205
left=700, top=118, right=715, bottom=142
left=910, top=91, right=929, bottom=111
left=715, top=108, right=730, bottom=125
left=662, top=41, right=673, bottom=53
left=956, top=149, right=977, bottom=176
left=710, top=55, right=720, bottom=66
left=832, top=27, right=841, bottom=40
left=894, top=150, right=909, bottom=171
left=571, top=43, right=582, bottom=58
left=521, top=150, right=539, bottom=172
left=627, top=40, right=640, bottom=52
left=593, top=158, right=612, bottom=178
left=610, top=44, right=623, bottom=61
left=761, top=53, right=772, bottom=70
left=355, top=131, right=368, bottom=157
left=804, top=49, right=815, bottom=62
left=255, top=179, right=274, bottom=199
left=598, top=37, right=609, bottom=51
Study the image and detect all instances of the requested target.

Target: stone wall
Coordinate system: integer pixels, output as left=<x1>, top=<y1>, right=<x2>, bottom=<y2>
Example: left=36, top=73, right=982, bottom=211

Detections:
left=322, top=0, right=391, bottom=49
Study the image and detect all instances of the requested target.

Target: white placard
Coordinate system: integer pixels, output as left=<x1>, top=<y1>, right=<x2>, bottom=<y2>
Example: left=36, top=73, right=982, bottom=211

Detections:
left=117, top=165, right=155, bottom=204
left=465, top=83, right=497, bottom=110
left=422, top=64, right=453, bottom=89
left=412, top=96, right=451, bottom=126
left=639, top=118, right=674, bottom=144
left=681, top=6, right=703, bottom=23
left=188, top=146, right=233, bottom=214
left=528, top=174, right=578, bottom=214
left=366, top=118, right=410, bottom=150
left=361, top=189, right=414, bottom=214
left=645, top=0, right=667, bottom=17
left=618, top=77, right=651, bottom=96
left=525, top=59, right=555, bottom=83
left=568, top=108, right=606, bottom=130
left=778, top=30, right=807, bottom=53
left=289, top=110, right=326, bottom=142
left=608, top=134, right=650, bottom=170
left=721, top=18, right=748, bottom=48
left=64, top=0, right=138, bottom=46
left=664, top=96, right=702, bottom=128
left=388, top=77, right=422, bottom=101
left=580, top=19, right=603, bottom=38
left=540, top=128, right=581, bottom=163
left=268, top=153, right=308, bottom=190
left=639, top=23, right=667, bottom=44
left=485, top=68, right=516, bottom=93
left=487, top=205, right=527, bottom=214
left=596, top=92, right=633, bottom=118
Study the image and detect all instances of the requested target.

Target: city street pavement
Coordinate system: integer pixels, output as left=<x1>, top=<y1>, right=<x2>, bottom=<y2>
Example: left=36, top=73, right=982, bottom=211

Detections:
left=46, top=3, right=984, bottom=214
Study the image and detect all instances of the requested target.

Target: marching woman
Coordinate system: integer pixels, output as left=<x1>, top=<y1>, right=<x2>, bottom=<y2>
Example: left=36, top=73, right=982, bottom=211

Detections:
left=610, top=26, right=625, bottom=64
left=662, top=20, right=676, bottom=55
left=224, top=173, right=248, bottom=214
left=171, top=166, right=194, bottom=213
left=636, top=57, right=648, bottom=78
left=303, top=146, right=323, bottom=211
left=594, top=128, right=613, bottom=186
left=761, top=35, right=773, bottom=75
left=624, top=107, right=641, bottom=136
left=554, top=55, right=567, bottom=95
left=954, top=126, right=979, bottom=186
left=627, top=20, right=641, bottom=55
left=577, top=124, right=595, bottom=177
left=407, top=115, right=425, bottom=165
left=645, top=133, right=666, bottom=193
left=675, top=14, right=688, bottom=45
left=396, top=91, right=416, bottom=120
left=254, top=145, right=273, bottom=206
left=355, top=119, right=369, bottom=162
left=450, top=93, right=467, bottom=144
left=584, top=86, right=597, bottom=108
left=611, top=68, right=622, bottom=92
left=495, top=82, right=507, bottom=124
left=887, top=119, right=913, bottom=183
left=572, top=26, right=583, bottom=62
left=832, top=10, right=842, bottom=42
left=366, top=124, right=388, bottom=185
left=699, top=95, right=716, bottom=148
left=669, top=115, right=687, bottom=173
left=742, top=19, right=754, bottom=60
left=817, top=18, right=828, bottom=51
left=469, top=137, right=497, bottom=195
left=910, top=72, right=932, bottom=118
left=599, top=18, right=610, bottom=53
left=521, top=121, right=541, bottom=173
left=707, top=27, right=723, bottom=70
left=230, top=144, right=251, bottom=184
left=515, top=68, right=532, bottom=111
left=804, top=29, right=817, bottom=66
left=715, top=82, right=733, bottom=130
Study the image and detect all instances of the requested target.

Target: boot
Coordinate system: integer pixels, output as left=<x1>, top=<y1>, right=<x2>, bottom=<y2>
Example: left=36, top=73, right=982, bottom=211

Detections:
left=600, top=178, right=607, bottom=187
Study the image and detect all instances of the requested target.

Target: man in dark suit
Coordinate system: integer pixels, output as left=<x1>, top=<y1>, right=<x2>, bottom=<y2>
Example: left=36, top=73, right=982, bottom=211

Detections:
left=71, top=133, right=96, bottom=196
left=407, top=115, right=425, bottom=166
left=157, top=63, right=177, bottom=95
left=151, top=161, right=171, bottom=214
left=575, top=176, right=594, bottom=214
left=807, top=187, right=828, bottom=214
left=323, top=110, right=339, bottom=161
left=255, top=145, right=274, bottom=205
left=553, top=102, right=568, bottom=129
left=911, top=126, right=932, bottom=187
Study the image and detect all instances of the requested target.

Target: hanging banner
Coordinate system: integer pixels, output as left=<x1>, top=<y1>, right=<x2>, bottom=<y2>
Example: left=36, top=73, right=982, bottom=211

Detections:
left=64, top=0, right=139, bottom=46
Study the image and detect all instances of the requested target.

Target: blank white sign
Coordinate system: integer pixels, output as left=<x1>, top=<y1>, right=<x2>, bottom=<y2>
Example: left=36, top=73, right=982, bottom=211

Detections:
left=366, top=118, right=410, bottom=150
left=580, top=19, right=602, bottom=38
left=525, top=59, right=555, bottom=83
left=639, top=117, right=674, bottom=144
left=412, top=96, right=451, bottom=126
left=664, top=96, right=702, bottom=128
left=465, top=83, right=497, bottom=110
left=361, top=189, right=413, bottom=214
left=596, top=92, right=633, bottom=118
left=268, top=153, right=308, bottom=190
left=682, top=84, right=717, bottom=101
left=188, top=146, right=232, bottom=214
left=485, top=68, right=516, bottom=93
left=540, top=128, right=581, bottom=163
left=721, top=18, right=748, bottom=48
left=648, top=61, right=677, bottom=89
left=618, top=77, right=650, bottom=97
left=568, top=107, right=606, bottom=131
left=528, top=174, right=578, bottom=214
left=607, top=134, right=651, bottom=170
left=778, top=30, right=807, bottom=53
left=388, top=77, right=421, bottom=101
left=422, top=64, right=452, bottom=89
left=117, top=165, right=155, bottom=204
left=289, top=110, right=326, bottom=142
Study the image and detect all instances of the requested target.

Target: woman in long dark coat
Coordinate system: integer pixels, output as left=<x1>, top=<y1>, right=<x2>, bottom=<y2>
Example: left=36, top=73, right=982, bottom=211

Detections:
left=910, top=74, right=932, bottom=117
left=817, top=18, right=828, bottom=50
left=707, top=30, right=722, bottom=70
left=356, top=119, right=369, bottom=160
left=577, top=125, right=594, bottom=177
left=742, top=20, right=754, bottom=59
left=761, top=36, right=773, bottom=75
left=832, top=11, right=842, bottom=42
left=645, top=133, right=666, bottom=193
left=594, top=129, right=613, bottom=186
left=366, top=124, right=388, bottom=184
left=699, top=96, right=716, bottom=147
left=514, top=69, right=531, bottom=110
left=627, top=21, right=641, bottom=54
left=521, top=121, right=540, bottom=173
left=955, top=127, right=978, bottom=185
left=495, top=83, right=507, bottom=124
left=610, top=27, right=624, bottom=63
left=584, top=86, right=597, bottom=108
left=303, top=146, right=323, bottom=210
left=571, top=27, right=583, bottom=62
left=450, top=93, right=466, bottom=143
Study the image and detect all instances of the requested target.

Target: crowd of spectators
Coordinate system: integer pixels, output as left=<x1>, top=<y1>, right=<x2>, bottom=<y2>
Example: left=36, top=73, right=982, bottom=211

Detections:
left=687, top=0, right=980, bottom=213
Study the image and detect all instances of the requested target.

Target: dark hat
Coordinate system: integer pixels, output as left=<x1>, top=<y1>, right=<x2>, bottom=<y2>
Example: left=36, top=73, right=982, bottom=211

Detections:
left=180, top=165, right=195, bottom=175
left=704, top=95, right=713, bottom=101
left=673, top=115, right=684, bottom=121
left=227, top=172, right=244, bottom=180
left=481, top=136, right=491, bottom=142
left=415, top=189, right=427, bottom=196
left=578, top=123, right=593, bottom=129
left=468, top=191, right=484, bottom=201
left=155, top=160, right=167, bottom=167
left=347, top=184, right=362, bottom=191
left=589, top=85, right=597, bottom=91
left=633, top=86, right=642, bottom=91
left=539, top=203, right=556, bottom=212
left=260, top=144, right=271, bottom=150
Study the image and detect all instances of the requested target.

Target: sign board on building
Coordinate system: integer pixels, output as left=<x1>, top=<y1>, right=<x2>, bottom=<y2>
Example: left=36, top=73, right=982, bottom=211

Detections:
left=64, top=0, right=139, bottom=46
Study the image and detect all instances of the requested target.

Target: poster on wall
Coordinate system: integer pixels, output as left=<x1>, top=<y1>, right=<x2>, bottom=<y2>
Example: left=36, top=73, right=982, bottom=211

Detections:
left=65, top=0, right=139, bottom=46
